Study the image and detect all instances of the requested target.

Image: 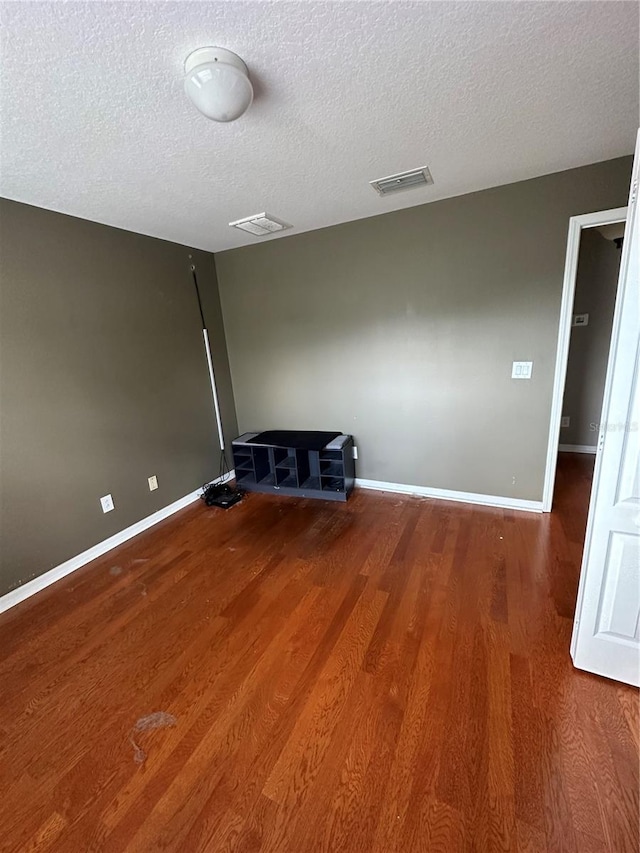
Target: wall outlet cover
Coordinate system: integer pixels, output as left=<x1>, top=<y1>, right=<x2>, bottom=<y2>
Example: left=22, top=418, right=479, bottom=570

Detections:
left=561, top=416, right=570, bottom=428
left=100, top=494, right=114, bottom=513
left=572, top=313, right=589, bottom=327
left=148, top=475, right=158, bottom=491
left=511, top=361, right=533, bottom=379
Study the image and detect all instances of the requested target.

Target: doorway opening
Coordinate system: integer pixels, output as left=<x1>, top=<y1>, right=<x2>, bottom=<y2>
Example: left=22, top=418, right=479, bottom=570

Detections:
left=543, top=207, right=627, bottom=513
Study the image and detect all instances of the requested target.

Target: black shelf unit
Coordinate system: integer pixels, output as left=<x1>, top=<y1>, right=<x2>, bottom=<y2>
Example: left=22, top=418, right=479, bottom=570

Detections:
left=232, top=433, right=355, bottom=502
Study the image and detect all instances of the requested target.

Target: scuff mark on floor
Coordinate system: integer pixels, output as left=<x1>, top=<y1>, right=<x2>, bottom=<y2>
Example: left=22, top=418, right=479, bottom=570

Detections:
left=129, top=711, right=177, bottom=764
left=109, top=566, right=123, bottom=576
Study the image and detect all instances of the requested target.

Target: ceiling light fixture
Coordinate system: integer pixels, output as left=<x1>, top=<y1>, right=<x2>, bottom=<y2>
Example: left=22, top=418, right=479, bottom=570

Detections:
left=184, top=46, right=253, bottom=123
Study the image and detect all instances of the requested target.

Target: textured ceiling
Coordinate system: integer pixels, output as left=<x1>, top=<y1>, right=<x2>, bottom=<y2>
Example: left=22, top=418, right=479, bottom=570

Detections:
left=1, top=1, right=638, bottom=252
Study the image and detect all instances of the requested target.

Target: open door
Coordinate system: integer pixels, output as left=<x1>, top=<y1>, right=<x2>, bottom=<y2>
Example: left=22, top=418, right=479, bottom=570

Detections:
left=571, top=131, right=640, bottom=687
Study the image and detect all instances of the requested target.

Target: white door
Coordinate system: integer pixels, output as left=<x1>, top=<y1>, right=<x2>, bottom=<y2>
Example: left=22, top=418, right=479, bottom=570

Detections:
left=571, top=130, right=640, bottom=687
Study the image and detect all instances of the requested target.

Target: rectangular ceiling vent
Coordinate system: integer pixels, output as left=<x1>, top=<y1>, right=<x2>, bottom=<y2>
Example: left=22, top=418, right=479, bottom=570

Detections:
left=370, top=166, right=434, bottom=196
left=229, top=212, right=292, bottom=237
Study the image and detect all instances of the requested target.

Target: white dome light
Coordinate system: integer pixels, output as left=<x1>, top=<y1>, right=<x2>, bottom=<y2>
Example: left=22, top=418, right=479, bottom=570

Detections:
left=184, top=47, right=253, bottom=123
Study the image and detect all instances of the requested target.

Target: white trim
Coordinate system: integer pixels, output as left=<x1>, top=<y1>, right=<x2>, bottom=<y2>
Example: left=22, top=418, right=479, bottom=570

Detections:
left=542, top=207, right=628, bottom=512
left=0, top=471, right=234, bottom=616
left=355, top=477, right=542, bottom=513
left=558, top=444, right=598, bottom=454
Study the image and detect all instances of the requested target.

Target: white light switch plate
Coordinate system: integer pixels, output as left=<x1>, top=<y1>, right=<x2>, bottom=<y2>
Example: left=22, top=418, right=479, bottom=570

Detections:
left=148, top=475, right=158, bottom=491
left=352, top=446, right=358, bottom=460
left=100, top=494, right=114, bottom=513
left=561, top=416, right=570, bottom=428
left=512, top=361, right=533, bottom=379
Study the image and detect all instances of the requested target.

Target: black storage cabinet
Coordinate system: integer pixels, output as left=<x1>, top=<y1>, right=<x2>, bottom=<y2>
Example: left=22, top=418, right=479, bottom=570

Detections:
left=232, top=433, right=355, bottom=502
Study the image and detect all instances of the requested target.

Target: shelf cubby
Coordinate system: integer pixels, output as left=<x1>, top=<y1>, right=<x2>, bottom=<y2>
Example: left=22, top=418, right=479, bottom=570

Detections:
left=275, top=456, right=296, bottom=470
left=320, top=460, right=343, bottom=477
left=276, top=472, right=298, bottom=489
left=300, top=476, right=321, bottom=491
left=321, top=476, right=345, bottom=493
left=319, top=450, right=343, bottom=461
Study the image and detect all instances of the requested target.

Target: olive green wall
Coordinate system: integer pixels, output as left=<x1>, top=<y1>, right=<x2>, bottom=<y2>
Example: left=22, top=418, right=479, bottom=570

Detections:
left=215, top=157, right=632, bottom=502
left=561, top=228, right=623, bottom=447
left=0, top=199, right=237, bottom=595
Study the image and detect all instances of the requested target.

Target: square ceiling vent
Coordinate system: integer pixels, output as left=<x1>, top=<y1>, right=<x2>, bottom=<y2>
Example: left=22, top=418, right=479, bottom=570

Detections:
left=229, top=212, right=292, bottom=237
left=370, top=166, right=434, bottom=196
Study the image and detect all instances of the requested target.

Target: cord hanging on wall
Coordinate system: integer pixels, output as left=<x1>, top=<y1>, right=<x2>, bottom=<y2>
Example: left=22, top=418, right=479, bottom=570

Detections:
left=190, top=262, right=225, bottom=452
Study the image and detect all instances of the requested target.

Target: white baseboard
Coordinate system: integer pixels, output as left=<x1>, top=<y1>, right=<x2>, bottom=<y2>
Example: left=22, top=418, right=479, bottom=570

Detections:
left=558, top=444, right=598, bottom=454
left=355, top=477, right=543, bottom=513
left=0, top=471, right=234, bottom=616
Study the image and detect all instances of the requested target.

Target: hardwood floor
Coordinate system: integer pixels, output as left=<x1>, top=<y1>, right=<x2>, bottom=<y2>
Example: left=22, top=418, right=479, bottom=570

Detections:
left=0, top=453, right=637, bottom=852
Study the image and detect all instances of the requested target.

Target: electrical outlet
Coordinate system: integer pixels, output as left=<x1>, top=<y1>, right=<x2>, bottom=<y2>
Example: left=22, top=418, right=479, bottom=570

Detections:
left=561, top=416, right=570, bottom=428
left=352, top=446, right=358, bottom=460
left=100, top=494, right=114, bottom=513
left=148, top=475, right=158, bottom=491
left=572, top=313, right=589, bottom=327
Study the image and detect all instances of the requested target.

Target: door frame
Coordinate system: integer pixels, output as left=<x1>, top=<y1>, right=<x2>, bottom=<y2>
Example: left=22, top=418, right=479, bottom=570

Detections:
left=542, top=206, right=628, bottom=512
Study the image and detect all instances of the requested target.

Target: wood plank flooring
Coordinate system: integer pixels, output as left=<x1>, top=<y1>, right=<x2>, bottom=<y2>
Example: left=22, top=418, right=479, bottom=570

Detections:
left=0, top=453, right=637, bottom=852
